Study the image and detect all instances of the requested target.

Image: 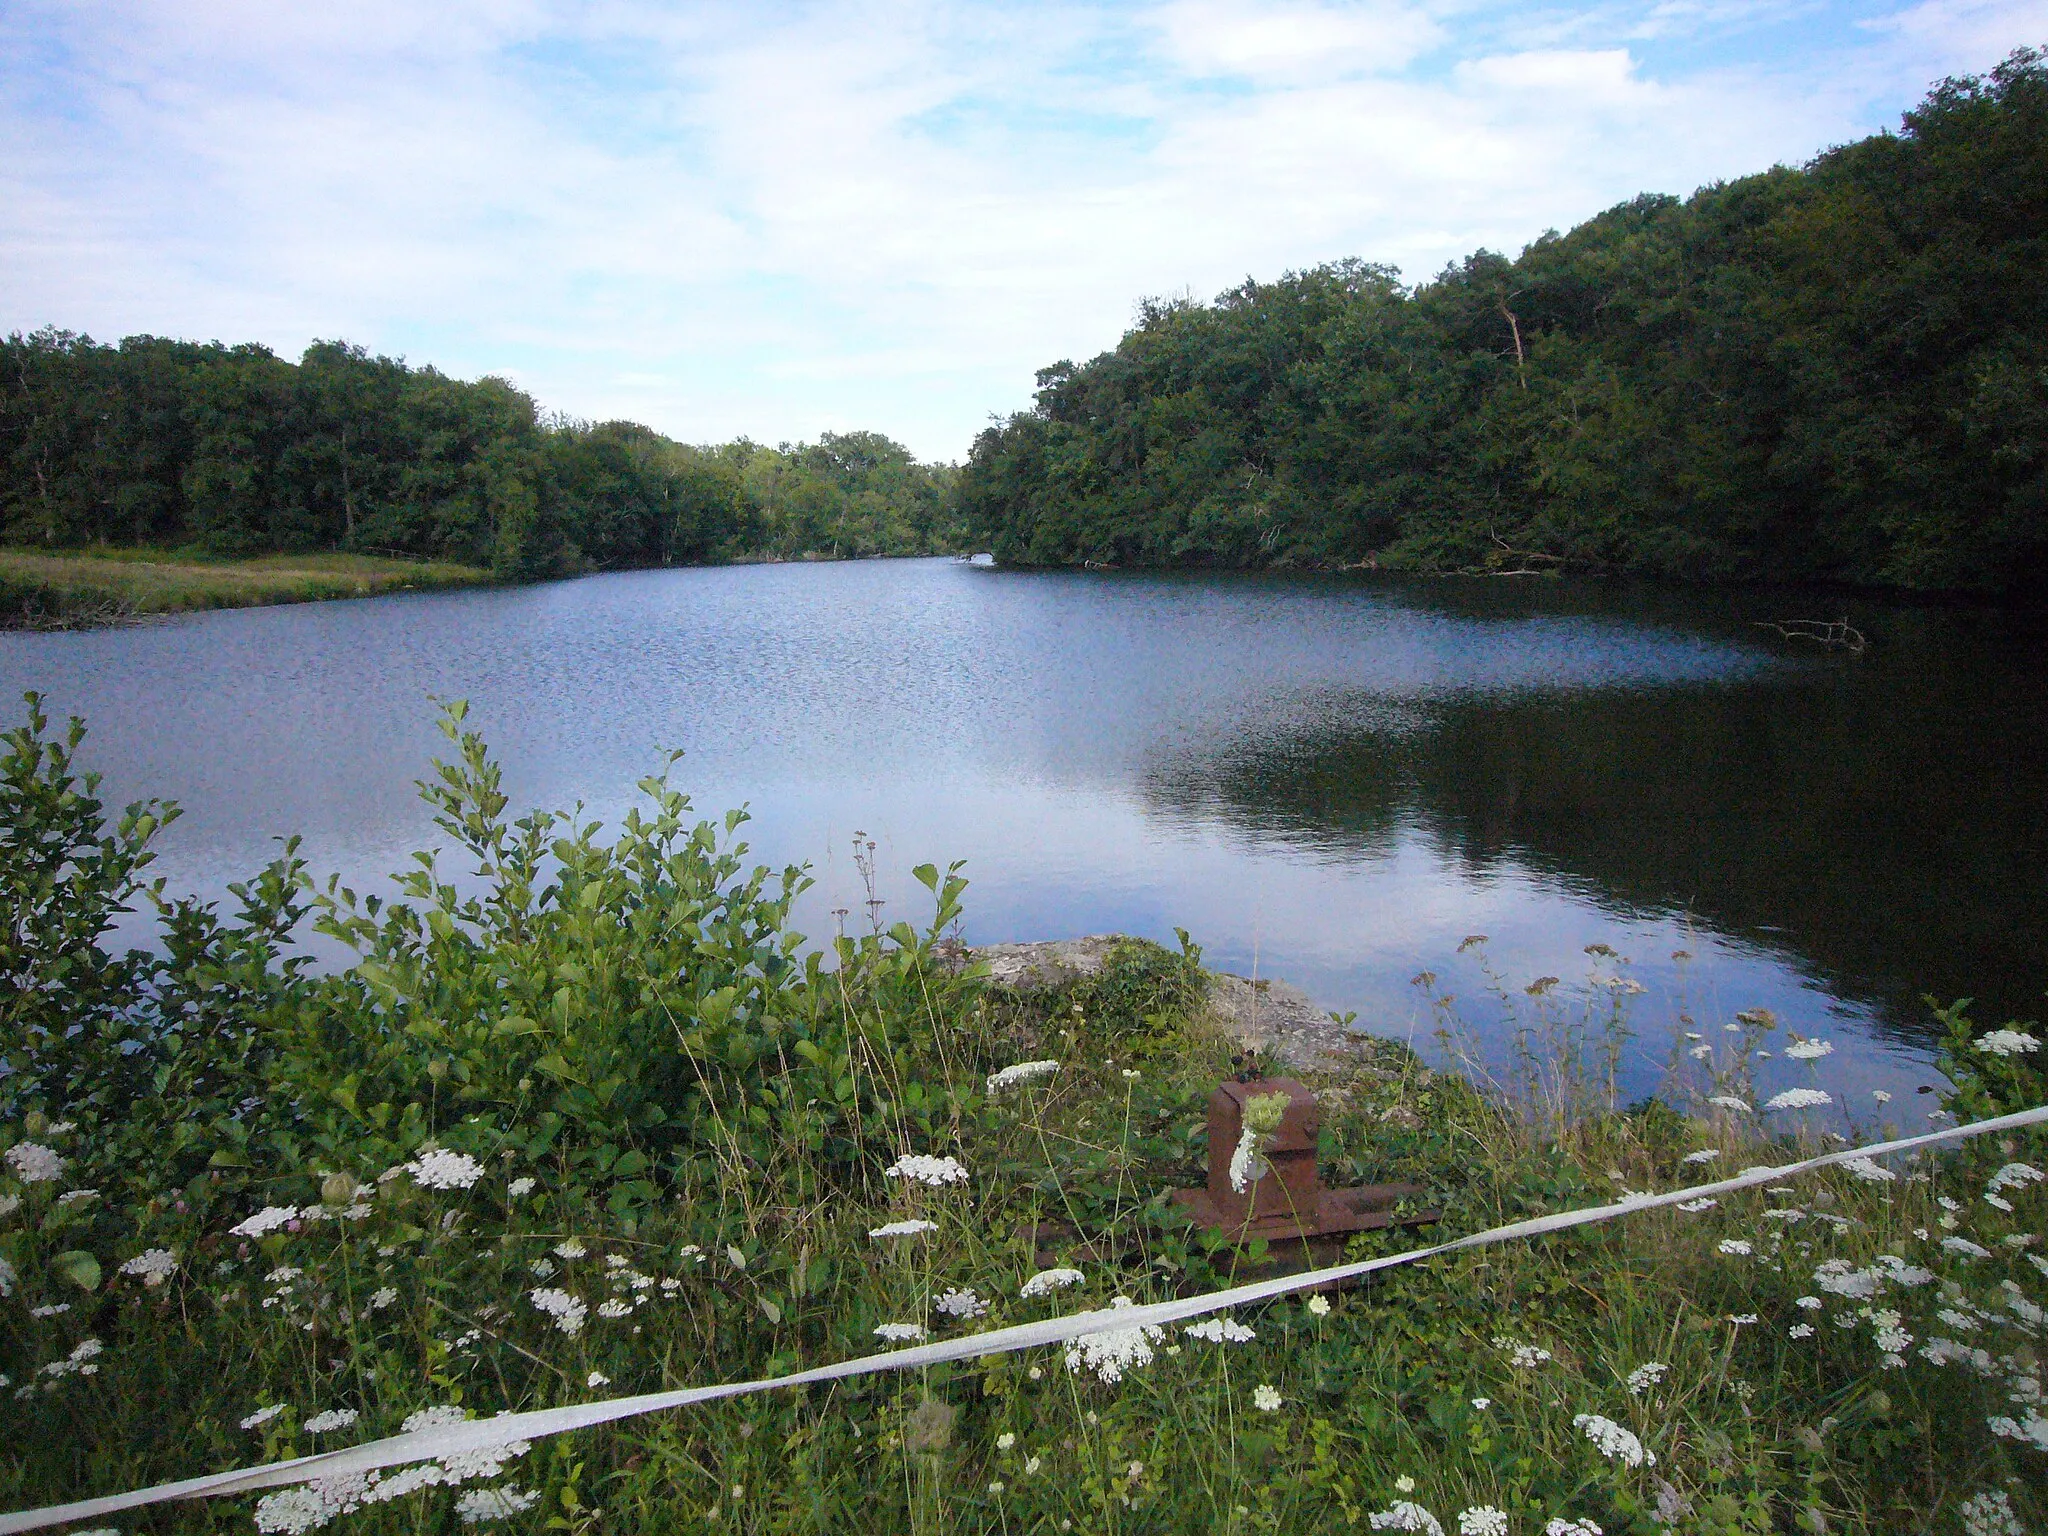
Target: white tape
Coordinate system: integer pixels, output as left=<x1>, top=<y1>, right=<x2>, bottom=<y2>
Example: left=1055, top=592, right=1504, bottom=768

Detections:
left=5, top=1103, right=2044, bottom=1534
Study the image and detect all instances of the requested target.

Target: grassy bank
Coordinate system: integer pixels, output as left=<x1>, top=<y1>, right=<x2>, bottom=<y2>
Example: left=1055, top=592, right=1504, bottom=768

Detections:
left=0, top=547, right=492, bottom=629
left=1, top=699, right=2043, bottom=1536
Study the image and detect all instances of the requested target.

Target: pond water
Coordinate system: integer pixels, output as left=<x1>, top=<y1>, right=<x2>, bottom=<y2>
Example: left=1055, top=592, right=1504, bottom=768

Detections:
left=5, top=557, right=2044, bottom=1113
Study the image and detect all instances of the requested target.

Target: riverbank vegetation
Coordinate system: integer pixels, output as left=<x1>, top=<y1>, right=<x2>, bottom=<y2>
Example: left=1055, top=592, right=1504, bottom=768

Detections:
left=2, top=695, right=2042, bottom=1534
left=0, top=334, right=961, bottom=580
left=959, top=50, right=2048, bottom=592
left=0, top=548, right=492, bottom=629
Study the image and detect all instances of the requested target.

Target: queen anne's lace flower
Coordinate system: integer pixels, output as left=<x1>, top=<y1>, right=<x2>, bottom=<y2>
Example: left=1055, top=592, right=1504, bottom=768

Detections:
left=1252, top=1384, right=1283, bottom=1412
left=1573, top=1414, right=1654, bottom=1467
left=1680, top=1149, right=1719, bottom=1165
left=1708, top=1095, right=1752, bottom=1113
left=231, top=1206, right=300, bottom=1239
left=1370, top=1502, right=1445, bottom=1536
left=1064, top=1297, right=1163, bottom=1383
left=456, top=1486, right=541, bottom=1524
left=1458, top=1507, right=1509, bottom=1536
left=1183, top=1317, right=1256, bottom=1344
left=1842, top=1157, right=1895, bottom=1182
left=119, top=1248, right=178, bottom=1286
left=1545, top=1522, right=1601, bottom=1536
left=1019, top=1267, right=1083, bottom=1298
left=874, top=1322, right=928, bottom=1342
left=241, top=1404, right=287, bottom=1430
left=304, top=1408, right=359, bottom=1433
left=405, top=1148, right=485, bottom=1191
left=1987, top=1163, right=2044, bottom=1195
left=1625, top=1362, right=1667, bottom=1396
left=1491, top=1335, right=1551, bottom=1369
left=1675, top=1197, right=1717, bottom=1212
left=3, top=1142, right=63, bottom=1183
left=1975, top=1030, right=2041, bottom=1057
left=1784, top=1038, right=1833, bottom=1061
left=1764, top=1088, right=1832, bottom=1111
left=1942, top=1236, right=1991, bottom=1259
left=528, top=1288, right=587, bottom=1336
left=506, top=1177, right=536, bottom=1198
left=1958, top=1489, right=2024, bottom=1536
left=884, top=1154, right=969, bottom=1187
left=934, top=1288, right=987, bottom=1319
left=869, top=1219, right=939, bottom=1239
left=986, top=1060, right=1060, bottom=1092
left=1718, top=1240, right=1752, bottom=1256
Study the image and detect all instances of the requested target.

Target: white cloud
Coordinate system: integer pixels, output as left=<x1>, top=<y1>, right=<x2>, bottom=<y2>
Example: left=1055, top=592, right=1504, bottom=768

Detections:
left=1, top=0, right=2043, bottom=458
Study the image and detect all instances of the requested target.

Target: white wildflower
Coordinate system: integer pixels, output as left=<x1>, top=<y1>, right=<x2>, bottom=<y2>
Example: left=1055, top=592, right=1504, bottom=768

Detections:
left=1573, top=1414, right=1654, bottom=1467
left=1458, top=1508, right=1509, bottom=1536
left=1987, top=1409, right=2048, bottom=1450
left=1728, top=1314, right=1758, bottom=1326
left=935, top=1288, right=987, bottom=1319
left=367, top=1287, right=398, bottom=1310
left=1370, top=1502, right=1444, bottom=1536
left=456, top=1487, right=540, bottom=1524
left=1472, top=1397, right=1491, bottom=1410
left=1873, top=1089, right=1892, bottom=1102
left=1975, top=1030, right=2040, bottom=1057
left=1789, top=1323, right=1816, bottom=1339
left=119, top=1249, right=178, bottom=1287
left=1491, top=1335, right=1551, bottom=1369
left=1784, top=1038, right=1833, bottom=1061
left=1681, top=1149, right=1719, bottom=1165
left=241, top=1404, right=288, bottom=1430
left=3, top=1143, right=63, bottom=1183
left=1718, top=1240, right=1753, bottom=1256
left=596, top=1299, right=632, bottom=1319
left=230, top=1206, right=299, bottom=1239
left=1545, top=1522, right=1602, bottom=1536
left=869, top=1219, right=939, bottom=1239
left=303, top=1408, right=359, bottom=1433
left=1307, top=1294, right=1331, bottom=1317
left=986, top=1060, right=1060, bottom=1092
left=1625, top=1362, right=1668, bottom=1396
left=253, top=1486, right=336, bottom=1535
left=553, top=1239, right=586, bottom=1259
left=1253, top=1384, right=1283, bottom=1412
left=506, top=1177, right=536, bottom=1198
left=55, top=1188, right=98, bottom=1206
left=1796, top=1295, right=1822, bottom=1309
left=1183, top=1317, right=1256, bottom=1344
left=1708, top=1095, right=1752, bottom=1112
left=884, top=1154, right=969, bottom=1187
left=1228, top=1121, right=1269, bottom=1193
left=1063, top=1296, right=1163, bottom=1383
left=996, top=1432, right=1016, bottom=1451
left=586, top=1371, right=609, bottom=1388
left=1675, top=1197, right=1717, bottom=1212
left=528, top=1288, right=587, bottom=1336
left=1019, top=1267, right=1084, bottom=1298
left=874, top=1322, right=928, bottom=1343
left=1987, top=1163, right=2044, bottom=1195
left=1958, top=1489, right=2024, bottom=1536
left=528, top=1258, right=557, bottom=1279
left=1942, top=1237, right=1991, bottom=1259
left=1764, top=1088, right=1832, bottom=1111
left=405, top=1148, right=485, bottom=1192
left=1842, top=1157, right=1895, bottom=1182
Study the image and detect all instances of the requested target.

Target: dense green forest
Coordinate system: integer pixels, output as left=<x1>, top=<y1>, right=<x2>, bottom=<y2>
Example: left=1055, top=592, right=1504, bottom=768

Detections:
left=959, top=50, right=2048, bottom=591
left=0, top=334, right=961, bottom=577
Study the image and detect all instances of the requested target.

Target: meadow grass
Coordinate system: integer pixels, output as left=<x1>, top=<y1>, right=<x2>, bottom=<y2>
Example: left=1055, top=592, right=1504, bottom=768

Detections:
left=0, top=700, right=2042, bottom=1536
left=0, top=547, right=492, bottom=628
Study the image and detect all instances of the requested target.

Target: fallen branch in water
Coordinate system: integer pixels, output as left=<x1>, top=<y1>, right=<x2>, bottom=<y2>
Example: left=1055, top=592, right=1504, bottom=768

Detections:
left=1755, top=617, right=1867, bottom=653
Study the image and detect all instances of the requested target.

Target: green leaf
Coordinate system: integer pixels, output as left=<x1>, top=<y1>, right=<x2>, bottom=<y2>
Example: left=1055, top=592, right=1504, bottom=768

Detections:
left=51, top=1250, right=101, bottom=1291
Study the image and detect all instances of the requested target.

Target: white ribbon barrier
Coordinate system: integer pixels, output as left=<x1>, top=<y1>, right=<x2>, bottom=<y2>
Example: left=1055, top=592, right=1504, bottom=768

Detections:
left=6, top=1103, right=2046, bottom=1535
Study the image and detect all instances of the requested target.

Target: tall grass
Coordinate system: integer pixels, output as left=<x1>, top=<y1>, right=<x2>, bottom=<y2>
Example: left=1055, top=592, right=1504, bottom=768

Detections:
left=0, top=697, right=2041, bottom=1535
left=0, top=548, right=490, bottom=628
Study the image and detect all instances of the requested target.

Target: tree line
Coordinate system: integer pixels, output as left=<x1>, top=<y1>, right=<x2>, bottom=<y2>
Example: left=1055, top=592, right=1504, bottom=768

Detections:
left=0, top=333, right=962, bottom=577
left=958, top=50, right=2048, bottom=592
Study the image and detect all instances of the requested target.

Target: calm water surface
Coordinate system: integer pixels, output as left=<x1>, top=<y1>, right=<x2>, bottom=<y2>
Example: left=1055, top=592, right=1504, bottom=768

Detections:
left=5, top=558, right=2044, bottom=1111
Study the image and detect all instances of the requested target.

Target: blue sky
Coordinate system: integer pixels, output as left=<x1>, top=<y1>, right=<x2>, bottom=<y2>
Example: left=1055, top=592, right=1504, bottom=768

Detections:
left=3, top=0, right=2044, bottom=460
